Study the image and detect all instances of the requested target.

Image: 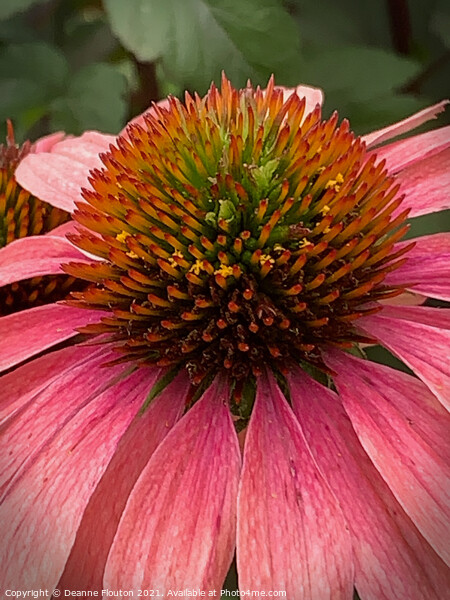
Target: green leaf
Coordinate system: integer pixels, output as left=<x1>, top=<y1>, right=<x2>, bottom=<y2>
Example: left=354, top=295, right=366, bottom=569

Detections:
left=103, top=0, right=172, bottom=62
left=290, top=0, right=390, bottom=48
left=63, top=13, right=119, bottom=70
left=0, top=42, right=69, bottom=91
left=409, top=0, right=446, bottom=49
left=104, top=0, right=301, bottom=92
left=0, top=16, right=39, bottom=43
left=50, top=63, right=128, bottom=134
left=0, top=42, right=68, bottom=133
left=0, top=79, right=46, bottom=117
left=300, top=46, right=421, bottom=105
left=0, top=0, right=49, bottom=20
left=163, top=0, right=301, bottom=91
left=405, top=210, right=450, bottom=240
left=430, top=2, right=450, bottom=48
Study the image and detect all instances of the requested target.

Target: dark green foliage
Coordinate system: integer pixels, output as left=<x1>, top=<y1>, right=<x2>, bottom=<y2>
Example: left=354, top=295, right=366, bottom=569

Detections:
left=0, top=0, right=448, bottom=142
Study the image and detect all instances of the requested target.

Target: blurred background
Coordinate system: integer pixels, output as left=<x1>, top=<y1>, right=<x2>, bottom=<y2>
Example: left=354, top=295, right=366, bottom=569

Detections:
left=1, top=0, right=449, bottom=144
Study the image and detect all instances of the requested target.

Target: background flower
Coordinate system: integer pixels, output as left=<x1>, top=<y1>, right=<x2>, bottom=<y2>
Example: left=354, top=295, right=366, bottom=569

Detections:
left=0, top=125, right=114, bottom=367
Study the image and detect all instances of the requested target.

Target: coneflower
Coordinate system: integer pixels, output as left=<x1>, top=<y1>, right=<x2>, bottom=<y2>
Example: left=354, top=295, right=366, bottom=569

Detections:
left=1, top=76, right=449, bottom=599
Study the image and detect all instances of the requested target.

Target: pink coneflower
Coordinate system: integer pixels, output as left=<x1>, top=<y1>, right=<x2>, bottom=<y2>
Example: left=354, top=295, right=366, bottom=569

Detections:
left=1, top=76, right=449, bottom=599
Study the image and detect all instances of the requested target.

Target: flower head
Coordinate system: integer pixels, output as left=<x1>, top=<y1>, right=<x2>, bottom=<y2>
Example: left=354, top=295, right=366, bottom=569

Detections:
left=64, top=76, right=410, bottom=400
left=2, top=76, right=450, bottom=598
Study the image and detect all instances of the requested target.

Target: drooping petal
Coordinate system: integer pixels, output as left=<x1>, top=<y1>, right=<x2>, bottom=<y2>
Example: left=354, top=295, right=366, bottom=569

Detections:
left=46, top=132, right=116, bottom=166
left=0, top=303, right=104, bottom=373
left=104, top=376, right=241, bottom=594
left=0, top=366, right=155, bottom=591
left=32, top=131, right=66, bottom=153
left=362, top=101, right=448, bottom=149
left=0, top=343, right=101, bottom=424
left=57, top=370, right=191, bottom=591
left=392, top=147, right=450, bottom=217
left=237, top=370, right=353, bottom=599
left=376, top=304, right=450, bottom=331
left=15, top=132, right=115, bottom=213
left=0, top=234, right=88, bottom=286
left=288, top=366, right=450, bottom=599
left=358, top=307, right=450, bottom=409
left=370, top=125, right=450, bottom=176
left=324, top=349, right=450, bottom=566
left=0, top=345, right=124, bottom=498
left=384, top=233, right=450, bottom=300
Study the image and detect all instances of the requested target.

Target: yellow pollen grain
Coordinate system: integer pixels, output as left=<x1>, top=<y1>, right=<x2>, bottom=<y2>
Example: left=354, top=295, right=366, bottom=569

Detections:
left=273, top=243, right=284, bottom=252
left=189, top=259, right=204, bottom=275
left=116, top=230, right=130, bottom=243
left=259, top=254, right=275, bottom=266
left=116, top=230, right=138, bottom=259
left=325, top=172, right=344, bottom=192
left=214, top=264, right=234, bottom=278
left=323, top=226, right=332, bottom=234
left=298, top=238, right=313, bottom=249
left=320, top=205, right=331, bottom=215
left=168, top=250, right=183, bottom=267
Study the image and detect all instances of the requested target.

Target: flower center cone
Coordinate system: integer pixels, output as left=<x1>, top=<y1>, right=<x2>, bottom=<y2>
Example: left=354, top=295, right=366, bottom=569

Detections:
left=66, top=75, right=412, bottom=399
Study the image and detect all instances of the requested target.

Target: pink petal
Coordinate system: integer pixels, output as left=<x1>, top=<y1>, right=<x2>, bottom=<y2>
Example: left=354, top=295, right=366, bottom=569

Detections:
left=237, top=371, right=353, bottom=599
left=358, top=308, right=450, bottom=410
left=0, top=345, right=123, bottom=498
left=104, top=377, right=241, bottom=593
left=277, top=84, right=324, bottom=115
left=47, top=132, right=116, bottom=167
left=0, top=366, right=156, bottom=591
left=324, top=350, right=450, bottom=566
left=393, top=146, right=450, bottom=218
left=57, top=370, right=191, bottom=591
left=378, top=304, right=450, bottom=330
left=0, top=343, right=102, bottom=425
left=0, top=303, right=104, bottom=373
left=288, top=366, right=450, bottom=599
left=384, top=233, right=450, bottom=300
left=362, top=101, right=448, bottom=148
left=0, top=234, right=88, bottom=286
left=45, top=221, right=81, bottom=238
left=15, top=132, right=115, bottom=213
left=372, top=125, right=450, bottom=174
left=32, top=131, right=66, bottom=153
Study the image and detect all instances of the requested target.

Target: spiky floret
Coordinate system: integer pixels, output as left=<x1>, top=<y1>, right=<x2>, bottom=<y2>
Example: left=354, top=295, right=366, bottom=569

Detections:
left=0, top=122, right=80, bottom=315
left=67, top=76, right=412, bottom=385
left=0, top=122, right=69, bottom=247
left=0, top=274, right=83, bottom=317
